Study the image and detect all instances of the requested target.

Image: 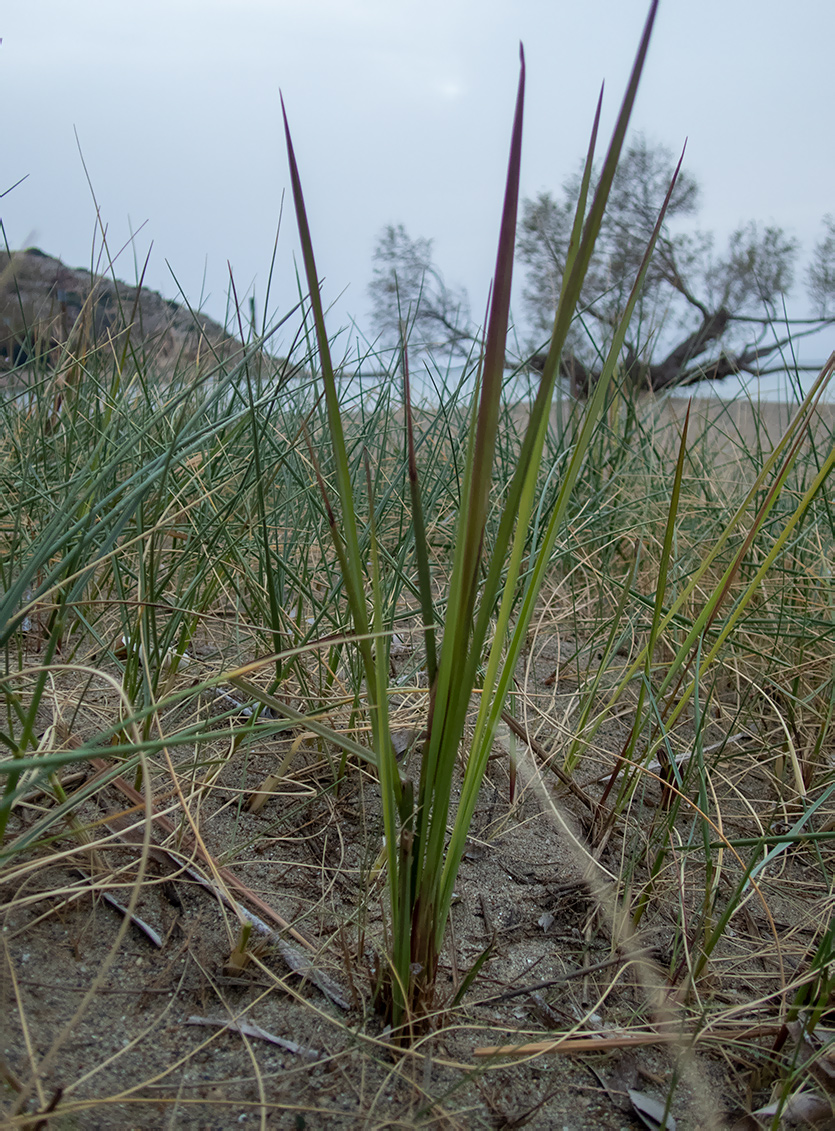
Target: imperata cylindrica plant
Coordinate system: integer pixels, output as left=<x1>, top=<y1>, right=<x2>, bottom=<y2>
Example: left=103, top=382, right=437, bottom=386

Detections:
left=280, top=0, right=680, bottom=1032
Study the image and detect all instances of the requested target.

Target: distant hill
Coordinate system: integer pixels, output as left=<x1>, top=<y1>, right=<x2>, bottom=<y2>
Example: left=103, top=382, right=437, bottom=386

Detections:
left=0, top=248, right=245, bottom=376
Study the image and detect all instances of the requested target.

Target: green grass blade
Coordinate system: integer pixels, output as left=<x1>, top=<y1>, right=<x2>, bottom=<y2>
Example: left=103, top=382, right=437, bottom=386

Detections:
left=440, top=43, right=671, bottom=930
left=412, top=49, right=526, bottom=915
left=281, top=98, right=371, bottom=670
left=403, top=345, right=438, bottom=684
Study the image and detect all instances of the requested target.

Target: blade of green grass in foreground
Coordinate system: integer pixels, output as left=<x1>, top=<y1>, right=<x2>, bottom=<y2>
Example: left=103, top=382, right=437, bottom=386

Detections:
left=406, top=47, right=528, bottom=1005
left=403, top=345, right=438, bottom=685
left=439, top=67, right=676, bottom=941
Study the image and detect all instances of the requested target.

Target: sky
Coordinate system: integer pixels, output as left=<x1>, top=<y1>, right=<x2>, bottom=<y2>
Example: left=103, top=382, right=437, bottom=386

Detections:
left=3, top=0, right=835, bottom=365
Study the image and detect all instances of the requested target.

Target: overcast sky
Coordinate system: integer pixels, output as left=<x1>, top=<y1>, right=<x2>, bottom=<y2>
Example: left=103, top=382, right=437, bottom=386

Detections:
left=3, top=0, right=834, bottom=362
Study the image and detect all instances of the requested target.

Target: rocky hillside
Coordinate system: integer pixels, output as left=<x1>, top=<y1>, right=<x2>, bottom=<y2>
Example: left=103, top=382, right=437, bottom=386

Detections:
left=0, top=248, right=244, bottom=376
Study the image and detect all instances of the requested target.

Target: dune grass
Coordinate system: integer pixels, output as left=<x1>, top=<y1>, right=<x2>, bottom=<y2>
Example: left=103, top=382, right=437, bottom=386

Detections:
left=3, top=285, right=835, bottom=1123
left=4, top=6, right=835, bottom=1126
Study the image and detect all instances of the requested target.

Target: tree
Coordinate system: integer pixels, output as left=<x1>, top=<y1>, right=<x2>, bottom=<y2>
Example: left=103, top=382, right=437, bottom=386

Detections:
left=808, top=215, right=835, bottom=319
left=368, top=224, right=472, bottom=357
left=369, top=139, right=835, bottom=394
left=517, top=136, right=832, bottom=393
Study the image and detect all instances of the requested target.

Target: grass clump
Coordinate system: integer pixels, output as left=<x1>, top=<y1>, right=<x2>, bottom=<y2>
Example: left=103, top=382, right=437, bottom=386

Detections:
left=279, top=1, right=676, bottom=1034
